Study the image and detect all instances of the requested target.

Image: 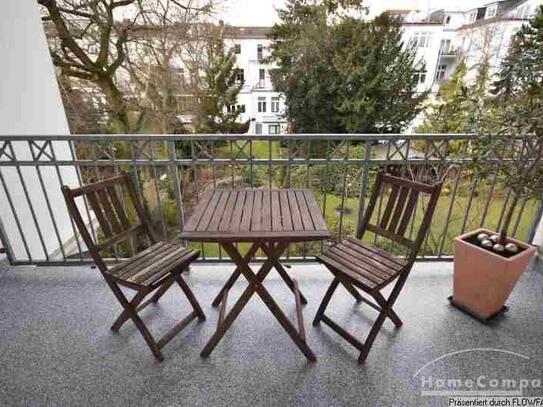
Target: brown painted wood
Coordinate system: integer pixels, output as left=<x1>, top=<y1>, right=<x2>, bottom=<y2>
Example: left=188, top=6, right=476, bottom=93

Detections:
left=97, top=189, right=123, bottom=234
left=183, top=189, right=327, bottom=361
left=304, top=190, right=327, bottom=231
left=314, top=172, right=442, bottom=364
left=107, top=185, right=130, bottom=231
left=62, top=174, right=204, bottom=361
left=379, top=184, right=399, bottom=229
left=397, top=190, right=419, bottom=236
left=229, top=190, right=246, bottom=232
left=279, top=190, right=293, bottom=231
left=239, top=190, right=254, bottom=232
left=87, top=191, right=113, bottom=238
left=181, top=189, right=330, bottom=242
left=388, top=186, right=409, bottom=233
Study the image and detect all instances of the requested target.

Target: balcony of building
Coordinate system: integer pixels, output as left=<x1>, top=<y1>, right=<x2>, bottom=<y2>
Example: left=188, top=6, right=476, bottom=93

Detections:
left=0, top=134, right=542, bottom=406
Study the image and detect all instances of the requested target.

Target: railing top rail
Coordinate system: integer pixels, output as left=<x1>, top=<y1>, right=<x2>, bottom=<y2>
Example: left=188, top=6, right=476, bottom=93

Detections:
left=0, top=133, right=477, bottom=141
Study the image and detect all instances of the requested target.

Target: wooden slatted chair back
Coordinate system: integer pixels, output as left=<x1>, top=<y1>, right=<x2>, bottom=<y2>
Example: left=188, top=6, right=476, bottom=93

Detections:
left=62, top=173, right=157, bottom=271
left=357, top=172, right=442, bottom=260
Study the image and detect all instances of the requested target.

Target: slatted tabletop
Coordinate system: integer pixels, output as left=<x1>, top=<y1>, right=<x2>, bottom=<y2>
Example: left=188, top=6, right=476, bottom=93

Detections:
left=181, top=189, right=331, bottom=242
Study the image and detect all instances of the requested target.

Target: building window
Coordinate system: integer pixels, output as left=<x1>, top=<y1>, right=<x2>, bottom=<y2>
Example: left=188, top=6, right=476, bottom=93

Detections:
left=435, top=64, right=447, bottom=81
left=257, top=97, right=266, bottom=113
left=259, top=69, right=265, bottom=87
left=409, top=32, right=431, bottom=48
left=269, top=124, right=280, bottom=134
left=236, top=104, right=246, bottom=113
left=271, top=97, right=280, bottom=113
left=255, top=123, right=262, bottom=134
left=414, top=69, right=427, bottom=84
left=517, top=5, right=532, bottom=19
left=226, top=104, right=235, bottom=113
left=440, top=39, right=451, bottom=54
left=257, top=44, right=263, bottom=61
left=486, top=5, right=497, bottom=18
left=235, top=68, right=244, bottom=83
left=234, top=44, right=241, bottom=54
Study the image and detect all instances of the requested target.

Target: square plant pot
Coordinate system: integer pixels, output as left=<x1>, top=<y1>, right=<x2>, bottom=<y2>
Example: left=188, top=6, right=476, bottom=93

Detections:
left=452, top=228, right=536, bottom=320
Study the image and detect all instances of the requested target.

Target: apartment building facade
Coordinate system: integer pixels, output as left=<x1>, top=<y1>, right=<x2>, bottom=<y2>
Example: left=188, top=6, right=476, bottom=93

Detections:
left=401, top=0, right=542, bottom=95
left=224, top=27, right=287, bottom=135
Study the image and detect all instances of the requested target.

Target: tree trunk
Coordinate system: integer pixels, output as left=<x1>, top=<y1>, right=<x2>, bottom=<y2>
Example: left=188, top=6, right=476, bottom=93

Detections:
left=96, top=76, right=131, bottom=133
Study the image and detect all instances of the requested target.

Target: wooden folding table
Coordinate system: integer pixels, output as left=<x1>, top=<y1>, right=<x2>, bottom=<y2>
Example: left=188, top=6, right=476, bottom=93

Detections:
left=180, top=189, right=330, bottom=362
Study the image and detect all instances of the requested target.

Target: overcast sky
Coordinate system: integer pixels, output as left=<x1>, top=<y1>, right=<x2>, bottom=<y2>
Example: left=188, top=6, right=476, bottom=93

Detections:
left=216, top=0, right=487, bottom=26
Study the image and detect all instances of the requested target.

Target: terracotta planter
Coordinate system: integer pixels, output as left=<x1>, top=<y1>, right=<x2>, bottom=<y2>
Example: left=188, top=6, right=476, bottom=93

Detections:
left=452, top=228, right=536, bottom=320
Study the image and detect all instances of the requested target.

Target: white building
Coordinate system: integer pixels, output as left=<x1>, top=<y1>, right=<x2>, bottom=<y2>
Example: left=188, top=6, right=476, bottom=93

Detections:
left=224, top=26, right=287, bottom=135
left=398, top=0, right=542, bottom=95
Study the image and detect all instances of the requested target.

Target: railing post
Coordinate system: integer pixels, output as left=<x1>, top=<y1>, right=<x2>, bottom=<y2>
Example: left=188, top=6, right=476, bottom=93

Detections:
left=167, top=140, right=185, bottom=232
left=356, top=140, right=371, bottom=238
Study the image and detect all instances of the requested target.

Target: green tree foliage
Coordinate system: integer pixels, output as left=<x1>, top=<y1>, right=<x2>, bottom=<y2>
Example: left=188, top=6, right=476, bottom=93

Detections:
left=418, top=59, right=469, bottom=133
left=470, top=5, right=543, bottom=242
left=194, top=26, right=249, bottom=133
left=269, top=0, right=427, bottom=133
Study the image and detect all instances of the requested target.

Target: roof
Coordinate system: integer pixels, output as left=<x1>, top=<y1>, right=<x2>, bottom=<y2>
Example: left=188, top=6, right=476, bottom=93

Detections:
left=223, top=26, right=271, bottom=39
left=383, top=9, right=416, bottom=15
left=457, top=16, right=529, bottom=30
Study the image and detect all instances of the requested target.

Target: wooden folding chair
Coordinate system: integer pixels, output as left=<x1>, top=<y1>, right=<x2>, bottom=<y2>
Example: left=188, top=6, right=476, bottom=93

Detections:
left=313, top=172, right=442, bottom=363
left=62, top=173, right=205, bottom=361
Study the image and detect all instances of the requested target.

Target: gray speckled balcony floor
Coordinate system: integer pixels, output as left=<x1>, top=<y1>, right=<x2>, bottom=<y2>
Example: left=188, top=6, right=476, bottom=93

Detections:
left=0, top=261, right=542, bottom=407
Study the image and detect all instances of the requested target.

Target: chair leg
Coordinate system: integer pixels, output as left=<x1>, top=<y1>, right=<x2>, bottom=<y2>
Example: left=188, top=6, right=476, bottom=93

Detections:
left=150, top=277, right=175, bottom=303
left=111, top=290, right=147, bottom=332
left=313, top=277, right=340, bottom=326
left=176, top=275, right=206, bottom=321
left=358, top=275, right=409, bottom=363
left=373, top=292, right=403, bottom=328
left=358, top=308, right=389, bottom=364
left=107, top=281, right=164, bottom=361
left=340, top=280, right=363, bottom=302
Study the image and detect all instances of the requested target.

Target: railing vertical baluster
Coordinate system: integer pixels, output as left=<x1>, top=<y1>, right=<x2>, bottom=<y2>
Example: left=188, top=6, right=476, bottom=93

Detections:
left=9, top=142, right=49, bottom=261
left=167, top=140, right=185, bottom=234
left=479, top=173, right=498, bottom=228
left=268, top=139, right=272, bottom=189
left=149, top=142, right=168, bottom=242
left=527, top=198, right=543, bottom=243
left=249, top=139, right=253, bottom=187
left=437, top=167, right=462, bottom=257
left=512, top=197, right=529, bottom=237
left=460, top=175, right=479, bottom=235
left=69, top=140, right=97, bottom=244
left=28, top=141, right=66, bottom=262
left=356, top=140, right=371, bottom=238
left=337, top=140, right=350, bottom=242
left=0, top=167, right=32, bottom=261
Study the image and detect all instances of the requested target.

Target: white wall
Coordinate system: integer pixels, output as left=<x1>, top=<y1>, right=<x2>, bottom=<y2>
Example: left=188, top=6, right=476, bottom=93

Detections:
left=0, top=0, right=81, bottom=262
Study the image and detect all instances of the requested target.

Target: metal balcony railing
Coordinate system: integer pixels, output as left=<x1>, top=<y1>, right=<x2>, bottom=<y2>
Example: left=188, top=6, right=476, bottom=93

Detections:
left=0, top=134, right=540, bottom=266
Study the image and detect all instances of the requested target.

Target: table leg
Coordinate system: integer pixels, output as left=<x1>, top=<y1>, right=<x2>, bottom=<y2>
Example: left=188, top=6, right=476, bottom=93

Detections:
left=261, top=243, right=308, bottom=305
left=202, top=242, right=316, bottom=362
left=211, top=242, right=260, bottom=307
left=201, top=242, right=280, bottom=357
